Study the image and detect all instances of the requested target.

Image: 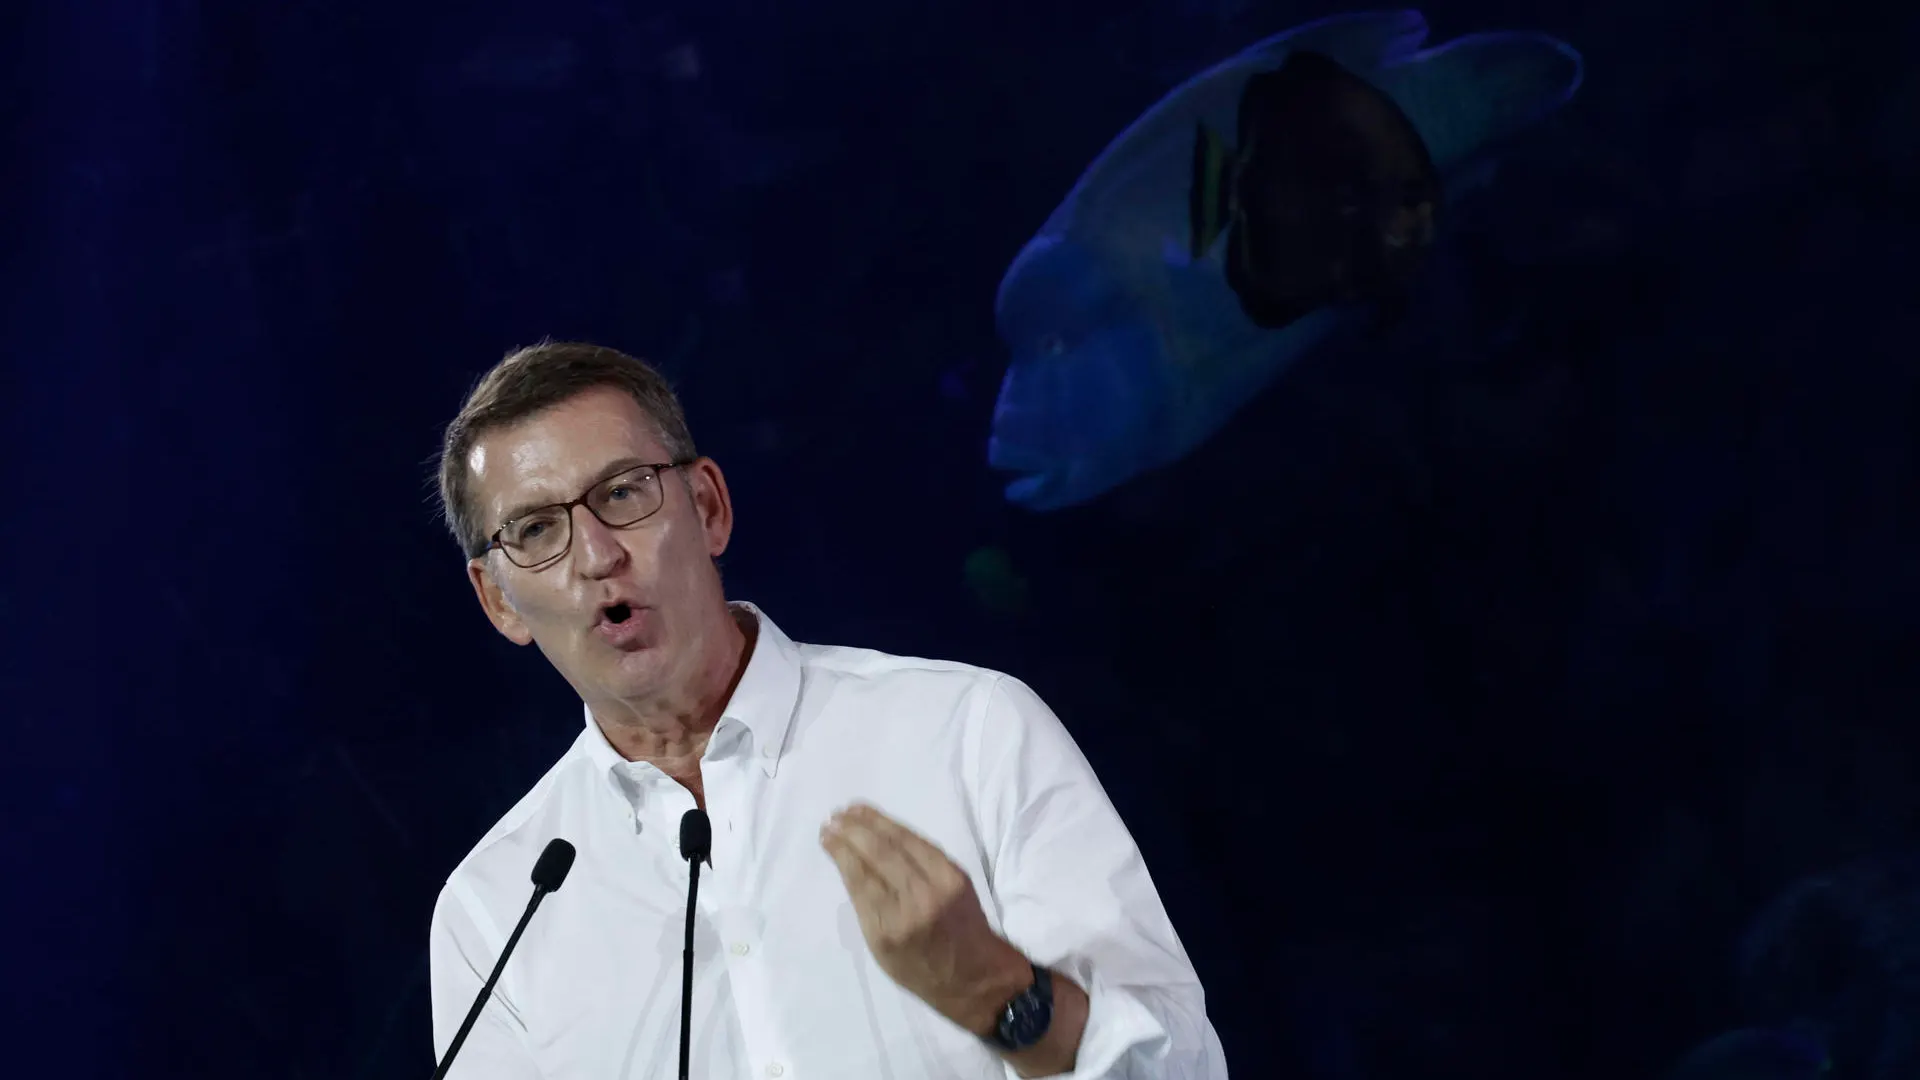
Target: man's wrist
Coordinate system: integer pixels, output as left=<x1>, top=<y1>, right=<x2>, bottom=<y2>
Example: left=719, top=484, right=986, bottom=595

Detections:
left=961, top=939, right=1042, bottom=1037
left=997, top=963, right=1088, bottom=1078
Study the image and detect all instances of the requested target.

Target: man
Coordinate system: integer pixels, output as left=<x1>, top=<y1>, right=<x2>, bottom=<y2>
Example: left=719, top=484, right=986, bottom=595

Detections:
left=427, top=341, right=1229, bottom=1079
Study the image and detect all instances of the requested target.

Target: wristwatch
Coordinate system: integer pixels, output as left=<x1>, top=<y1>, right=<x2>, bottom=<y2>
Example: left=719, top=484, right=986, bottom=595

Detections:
left=982, top=963, right=1054, bottom=1052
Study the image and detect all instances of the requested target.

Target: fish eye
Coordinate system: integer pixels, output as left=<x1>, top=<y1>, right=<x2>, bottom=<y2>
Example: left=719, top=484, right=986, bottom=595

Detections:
left=1038, top=333, right=1066, bottom=357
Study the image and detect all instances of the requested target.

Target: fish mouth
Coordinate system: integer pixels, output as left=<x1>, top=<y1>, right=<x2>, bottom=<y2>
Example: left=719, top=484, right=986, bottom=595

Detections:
left=1002, top=472, right=1051, bottom=504
left=986, top=436, right=1059, bottom=504
left=991, top=460, right=1069, bottom=509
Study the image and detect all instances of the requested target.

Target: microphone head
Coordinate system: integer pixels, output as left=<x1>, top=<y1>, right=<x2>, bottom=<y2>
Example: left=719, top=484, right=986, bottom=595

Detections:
left=679, top=808, right=712, bottom=862
left=531, top=838, right=576, bottom=892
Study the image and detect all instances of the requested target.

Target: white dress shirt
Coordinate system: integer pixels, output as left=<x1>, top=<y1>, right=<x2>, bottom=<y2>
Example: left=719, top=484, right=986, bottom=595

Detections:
left=429, top=602, right=1228, bottom=1080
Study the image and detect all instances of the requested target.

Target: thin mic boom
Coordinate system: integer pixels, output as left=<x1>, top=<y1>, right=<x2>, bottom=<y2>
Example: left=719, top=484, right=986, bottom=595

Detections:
left=431, top=839, right=575, bottom=1080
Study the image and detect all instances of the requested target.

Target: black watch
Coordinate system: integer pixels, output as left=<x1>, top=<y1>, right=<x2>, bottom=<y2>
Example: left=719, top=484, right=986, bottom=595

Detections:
left=982, top=963, right=1054, bottom=1052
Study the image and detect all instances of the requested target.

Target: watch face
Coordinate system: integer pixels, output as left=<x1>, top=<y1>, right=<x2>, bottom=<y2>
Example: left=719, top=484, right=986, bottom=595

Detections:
left=999, top=992, right=1053, bottom=1048
left=995, top=968, right=1054, bottom=1050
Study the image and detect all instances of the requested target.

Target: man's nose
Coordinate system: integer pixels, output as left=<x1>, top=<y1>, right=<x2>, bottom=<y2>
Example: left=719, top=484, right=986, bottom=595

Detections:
left=571, top=506, right=628, bottom=576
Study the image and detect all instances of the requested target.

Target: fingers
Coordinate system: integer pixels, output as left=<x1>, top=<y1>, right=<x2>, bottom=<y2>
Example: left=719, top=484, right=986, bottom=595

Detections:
left=843, top=805, right=960, bottom=889
left=820, top=803, right=962, bottom=908
left=822, top=818, right=896, bottom=905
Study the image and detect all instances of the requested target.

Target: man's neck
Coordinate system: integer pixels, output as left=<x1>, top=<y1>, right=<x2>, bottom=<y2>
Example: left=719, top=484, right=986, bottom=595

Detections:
left=594, top=607, right=757, bottom=773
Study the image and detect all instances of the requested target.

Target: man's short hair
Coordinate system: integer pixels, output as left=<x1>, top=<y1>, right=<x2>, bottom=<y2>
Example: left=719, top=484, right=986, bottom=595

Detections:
left=436, top=341, right=697, bottom=558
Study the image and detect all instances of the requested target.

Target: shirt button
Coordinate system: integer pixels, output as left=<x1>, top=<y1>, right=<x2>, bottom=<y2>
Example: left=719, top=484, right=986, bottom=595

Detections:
left=761, top=744, right=776, bottom=758
left=765, top=1065, right=784, bottom=1078
left=731, top=942, right=751, bottom=957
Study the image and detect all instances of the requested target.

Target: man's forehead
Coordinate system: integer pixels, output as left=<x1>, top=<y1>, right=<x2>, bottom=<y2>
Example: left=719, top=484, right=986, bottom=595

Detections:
left=469, top=406, right=668, bottom=517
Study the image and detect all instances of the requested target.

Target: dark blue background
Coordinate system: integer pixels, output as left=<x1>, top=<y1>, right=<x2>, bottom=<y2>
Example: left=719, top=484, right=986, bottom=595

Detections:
left=10, top=0, right=1920, bottom=1076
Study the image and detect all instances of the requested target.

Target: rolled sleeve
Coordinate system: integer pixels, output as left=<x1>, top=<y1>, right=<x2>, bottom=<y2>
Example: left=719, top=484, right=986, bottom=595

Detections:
left=972, top=675, right=1231, bottom=1080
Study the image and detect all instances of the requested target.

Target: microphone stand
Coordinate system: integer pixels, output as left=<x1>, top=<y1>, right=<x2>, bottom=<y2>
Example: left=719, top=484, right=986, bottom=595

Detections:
left=431, top=839, right=575, bottom=1080
left=678, top=809, right=711, bottom=1080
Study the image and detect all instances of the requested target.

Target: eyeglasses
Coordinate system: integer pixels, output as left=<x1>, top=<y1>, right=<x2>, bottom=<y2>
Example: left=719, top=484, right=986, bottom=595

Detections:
left=477, top=461, right=692, bottom=568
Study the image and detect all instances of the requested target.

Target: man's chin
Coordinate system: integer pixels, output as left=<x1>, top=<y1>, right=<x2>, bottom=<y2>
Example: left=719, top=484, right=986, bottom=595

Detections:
left=600, top=646, right=671, bottom=696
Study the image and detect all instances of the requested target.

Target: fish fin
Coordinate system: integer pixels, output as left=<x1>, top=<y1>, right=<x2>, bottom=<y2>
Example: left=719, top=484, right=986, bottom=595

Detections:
left=1156, top=250, right=1253, bottom=362
left=1162, top=247, right=1223, bottom=313
left=1376, top=32, right=1585, bottom=166
left=1187, top=123, right=1233, bottom=259
left=1163, top=233, right=1214, bottom=269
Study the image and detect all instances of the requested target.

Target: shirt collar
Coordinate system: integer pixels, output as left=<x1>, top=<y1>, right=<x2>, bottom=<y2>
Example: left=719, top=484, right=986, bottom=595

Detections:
left=580, top=601, right=802, bottom=786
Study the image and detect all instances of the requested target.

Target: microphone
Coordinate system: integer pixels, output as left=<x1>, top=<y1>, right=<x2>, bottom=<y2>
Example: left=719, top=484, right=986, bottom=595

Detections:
left=431, top=838, right=576, bottom=1080
left=678, top=808, right=711, bottom=1080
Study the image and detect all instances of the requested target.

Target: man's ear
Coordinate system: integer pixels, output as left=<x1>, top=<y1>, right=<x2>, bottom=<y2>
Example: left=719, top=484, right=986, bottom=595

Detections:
left=468, top=558, right=533, bottom=645
left=683, top=457, right=734, bottom=558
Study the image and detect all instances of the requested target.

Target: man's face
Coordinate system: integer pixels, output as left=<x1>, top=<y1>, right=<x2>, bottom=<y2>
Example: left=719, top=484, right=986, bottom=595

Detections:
left=463, top=386, right=735, bottom=712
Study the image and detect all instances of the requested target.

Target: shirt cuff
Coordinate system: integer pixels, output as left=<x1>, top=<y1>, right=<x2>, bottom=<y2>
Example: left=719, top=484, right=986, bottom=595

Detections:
left=1018, top=963, right=1172, bottom=1080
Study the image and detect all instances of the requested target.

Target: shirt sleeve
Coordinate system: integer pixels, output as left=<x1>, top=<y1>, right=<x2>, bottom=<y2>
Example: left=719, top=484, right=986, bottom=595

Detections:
left=427, top=881, right=544, bottom=1080
left=972, top=674, right=1232, bottom=1080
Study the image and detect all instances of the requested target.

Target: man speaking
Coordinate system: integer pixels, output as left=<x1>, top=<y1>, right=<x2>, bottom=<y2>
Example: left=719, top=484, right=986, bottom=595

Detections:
left=426, top=341, right=1230, bottom=1078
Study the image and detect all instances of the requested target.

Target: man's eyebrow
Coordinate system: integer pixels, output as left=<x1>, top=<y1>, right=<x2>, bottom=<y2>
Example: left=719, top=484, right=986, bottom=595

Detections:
left=495, top=457, right=652, bottom=527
